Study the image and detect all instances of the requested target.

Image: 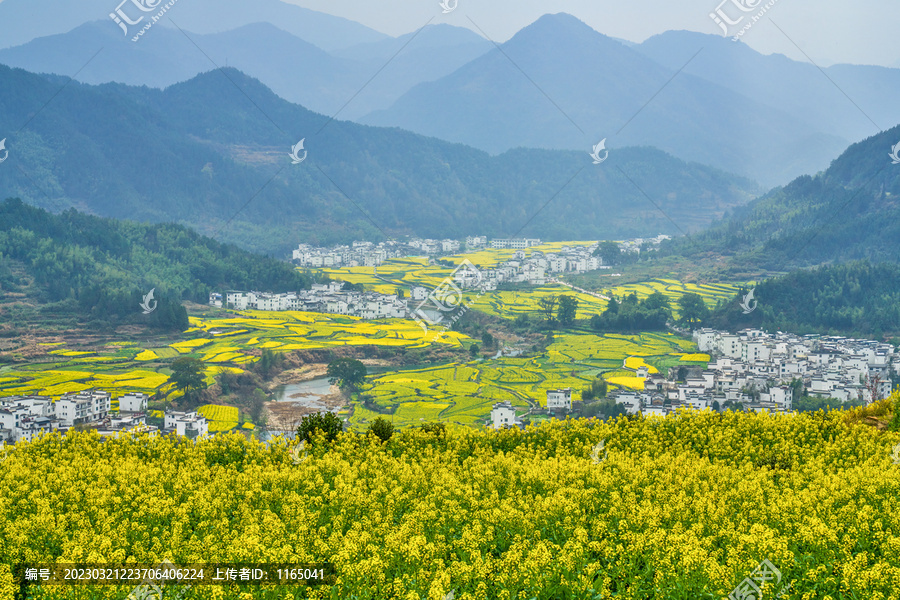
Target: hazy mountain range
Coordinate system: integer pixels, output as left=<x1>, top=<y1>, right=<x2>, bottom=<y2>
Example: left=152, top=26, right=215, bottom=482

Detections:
left=363, top=14, right=898, bottom=187
left=0, top=64, right=757, bottom=256
left=2, top=0, right=899, bottom=267
left=1, top=4, right=898, bottom=188
left=0, top=0, right=388, bottom=52
left=0, top=20, right=491, bottom=119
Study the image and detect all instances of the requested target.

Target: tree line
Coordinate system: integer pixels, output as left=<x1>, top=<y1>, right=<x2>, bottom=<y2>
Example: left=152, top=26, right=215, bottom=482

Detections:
left=532, top=290, right=710, bottom=333
left=0, top=199, right=324, bottom=331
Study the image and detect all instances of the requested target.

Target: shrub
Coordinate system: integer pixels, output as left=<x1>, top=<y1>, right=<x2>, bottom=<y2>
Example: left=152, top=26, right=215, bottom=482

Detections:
left=420, top=422, right=447, bottom=437
left=296, top=412, right=343, bottom=444
left=367, top=417, right=394, bottom=443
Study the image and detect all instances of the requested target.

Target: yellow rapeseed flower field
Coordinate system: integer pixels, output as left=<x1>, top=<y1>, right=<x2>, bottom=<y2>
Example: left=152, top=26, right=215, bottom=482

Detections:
left=2, top=406, right=900, bottom=599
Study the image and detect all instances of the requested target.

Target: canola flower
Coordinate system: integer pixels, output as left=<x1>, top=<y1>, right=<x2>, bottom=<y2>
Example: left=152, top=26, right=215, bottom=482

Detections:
left=1, top=408, right=900, bottom=599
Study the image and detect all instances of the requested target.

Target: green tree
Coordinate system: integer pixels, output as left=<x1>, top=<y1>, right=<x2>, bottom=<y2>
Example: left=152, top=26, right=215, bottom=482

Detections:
left=537, top=295, right=559, bottom=325
left=557, top=295, right=579, bottom=326
left=789, top=378, right=804, bottom=403
left=481, top=332, right=495, bottom=349
left=643, top=292, right=670, bottom=312
left=257, top=348, right=283, bottom=378
left=678, top=293, right=709, bottom=329
left=249, top=388, right=267, bottom=425
left=168, top=357, right=207, bottom=403
left=469, top=343, right=480, bottom=357
left=297, top=412, right=343, bottom=444
left=594, top=241, right=622, bottom=266
left=583, top=398, right=627, bottom=420
left=604, top=296, right=619, bottom=315
left=327, top=358, right=367, bottom=391
left=367, top=417, right=394, bottom=442
left=582, top=377, right=608, bottom=401
left=582, top=385, right=595, bottom=401
left=395, top=286, right=405, bottom=299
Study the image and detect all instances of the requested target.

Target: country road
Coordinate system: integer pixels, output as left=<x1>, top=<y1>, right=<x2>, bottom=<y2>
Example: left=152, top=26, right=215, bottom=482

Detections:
left=550, top=278, right=611, bottom=301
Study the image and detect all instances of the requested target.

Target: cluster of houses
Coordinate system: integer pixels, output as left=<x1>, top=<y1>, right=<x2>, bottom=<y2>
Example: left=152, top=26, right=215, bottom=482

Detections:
left=489, top=329, right=899, bottom=427
left=618, top=235, right=671, bottom=254
left=458, top=245, right=612, bottom=289
left=291, top=238, right=466, bottom=268
left=490, top=389, right=574, bottom=429
left=214, top=234, right=679, bottom=323
left=212, top=243, right=621, bottom=318
left=289, top=234, right=673, bottom=282
left=0, top=391, right=209, bottom=443
left=210, top=282, right=413, bottom=319
left=610, top=329, right=896, bottom=418
left=289, top=236, right=553, bottom=268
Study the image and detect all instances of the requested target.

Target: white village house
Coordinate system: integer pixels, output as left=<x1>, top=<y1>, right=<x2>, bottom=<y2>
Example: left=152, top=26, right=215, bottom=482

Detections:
left=490, top=401, right=524, bottom=430
left=119, top=392, right=149, bottom=413
left=546, top=388, right=573, bottom=411
left=603, top=328, right=898, bottom=418
left=0, top=391, right=157, bottom=442
left=164, top=410, right=209, bottom=437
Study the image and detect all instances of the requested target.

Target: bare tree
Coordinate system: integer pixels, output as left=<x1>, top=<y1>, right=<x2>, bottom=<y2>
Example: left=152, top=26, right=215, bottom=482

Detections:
left=865, top=374, right=883, bottom=406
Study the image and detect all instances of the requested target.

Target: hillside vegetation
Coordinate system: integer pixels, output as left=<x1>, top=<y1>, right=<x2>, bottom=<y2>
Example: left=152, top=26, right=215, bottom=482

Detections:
left=0, top=65, right=757, bottom=253
left=0, top=199, right=317, bottom=332
left=2, top=406, right=900, bottom=599
left=670, top=125, right=900, bottom=270
left=707, top=261, right=900, bottom=338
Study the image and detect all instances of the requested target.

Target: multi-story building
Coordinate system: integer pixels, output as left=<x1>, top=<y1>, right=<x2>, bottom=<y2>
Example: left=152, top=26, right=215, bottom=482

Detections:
left=546, top=389, right=572, bottom=411
left=56, top=391, right=111, bottom=427
left=164, top=410, right=209, bottom=437
left=119, top=393, right=149, bottom=413
left=490, top=401, right=524, bottom=430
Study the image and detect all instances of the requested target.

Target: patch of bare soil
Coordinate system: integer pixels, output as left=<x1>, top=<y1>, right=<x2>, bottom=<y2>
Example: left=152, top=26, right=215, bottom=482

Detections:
left=265, top=389, right=346, bottom=434
left=266, top=359, right=394, bottom=390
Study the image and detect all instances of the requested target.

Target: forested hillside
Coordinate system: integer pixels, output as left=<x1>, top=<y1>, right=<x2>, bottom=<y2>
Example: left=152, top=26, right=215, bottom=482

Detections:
left=0, top=199, right=318, bottom=331
left=668, top=125, right=900, bottom=269
left=0, top=64, right=757, bottom=254
left=707, top=261, right=900, bottom=338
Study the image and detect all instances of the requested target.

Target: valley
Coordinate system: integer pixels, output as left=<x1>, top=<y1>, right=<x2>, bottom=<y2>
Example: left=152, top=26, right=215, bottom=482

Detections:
left=0, top=1, right=899, bottom=597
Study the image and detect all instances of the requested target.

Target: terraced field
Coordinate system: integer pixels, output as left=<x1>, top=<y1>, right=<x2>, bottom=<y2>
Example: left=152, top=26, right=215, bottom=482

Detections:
left=605, top=278, right=741, bottom=309
left=197, top=404, right=240, bottom=432
left=351, top=331, right=703, bottom=430
left=1, top=242, right=732, bottom=435
left=0, top=311, right=469, bottom=400
left=318, top=249, right=739, bottom=323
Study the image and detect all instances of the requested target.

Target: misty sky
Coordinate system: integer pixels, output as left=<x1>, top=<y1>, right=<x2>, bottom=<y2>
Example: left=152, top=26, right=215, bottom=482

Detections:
left=285, top=0, right=900, bottom=68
